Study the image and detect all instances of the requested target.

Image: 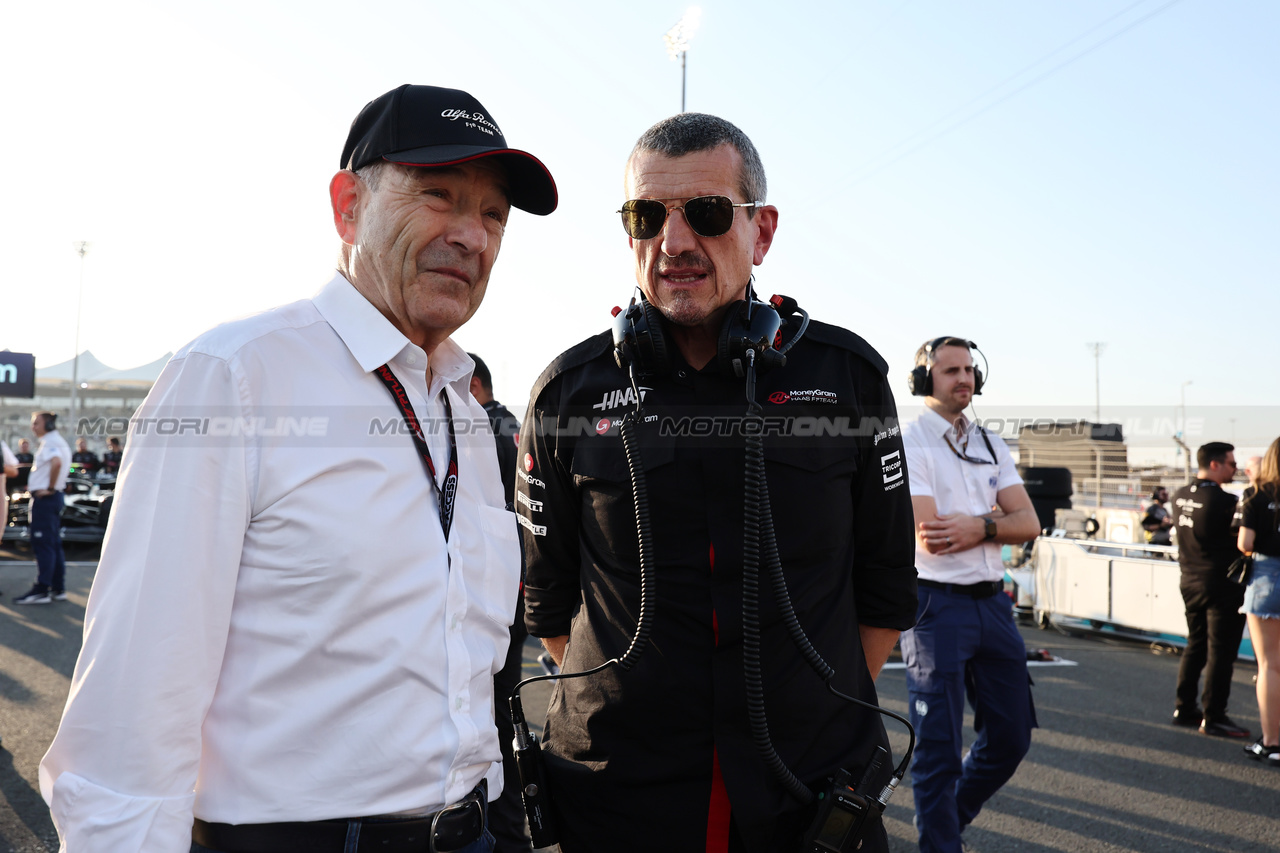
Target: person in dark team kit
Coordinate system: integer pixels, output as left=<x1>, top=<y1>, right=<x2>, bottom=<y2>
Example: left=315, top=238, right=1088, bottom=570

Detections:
left=1143, top=487, right=1173, bottom=546
left=469, top=352, right=532, bottom=853
left=517, top=113, right=917, bottom=852
left=101, top=436, right=124, bottom=477
left=1172, top=442, right=1248, bottom=737
left=72, top=438, right=100, bottom=475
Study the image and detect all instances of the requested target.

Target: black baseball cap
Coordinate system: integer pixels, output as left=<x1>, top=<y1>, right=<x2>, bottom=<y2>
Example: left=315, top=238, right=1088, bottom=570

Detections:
left=341, top=84, right=558, bottom=216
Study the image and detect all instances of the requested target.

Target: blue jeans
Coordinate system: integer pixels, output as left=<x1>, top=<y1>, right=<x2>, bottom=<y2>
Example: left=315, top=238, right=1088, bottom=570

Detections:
left=191, top=823, right=495, bottom=853
left=900, top=587, right=1037, bottom=853
left=31, top=492, right=66, bottom=591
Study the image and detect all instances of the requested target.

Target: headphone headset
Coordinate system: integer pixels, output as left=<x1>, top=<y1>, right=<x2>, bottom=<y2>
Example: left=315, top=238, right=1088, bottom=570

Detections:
left=907, top=336, right=987, bottom=397
left=612, top=291, right=786, bottom=379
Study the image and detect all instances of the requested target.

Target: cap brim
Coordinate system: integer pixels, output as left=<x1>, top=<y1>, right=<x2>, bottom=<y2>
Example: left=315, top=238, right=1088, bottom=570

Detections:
left=385, top=145, right=558, bottom=216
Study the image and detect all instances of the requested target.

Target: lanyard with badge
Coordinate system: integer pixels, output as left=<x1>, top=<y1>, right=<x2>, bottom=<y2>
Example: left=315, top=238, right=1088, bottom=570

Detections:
left=374, top=363, right=459, bottom=541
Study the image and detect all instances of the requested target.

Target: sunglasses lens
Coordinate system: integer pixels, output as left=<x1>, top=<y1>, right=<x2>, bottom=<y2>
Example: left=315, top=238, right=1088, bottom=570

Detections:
left=684, top=196, right=735, bottom=237
left=620, top=199, right=666, bottom=240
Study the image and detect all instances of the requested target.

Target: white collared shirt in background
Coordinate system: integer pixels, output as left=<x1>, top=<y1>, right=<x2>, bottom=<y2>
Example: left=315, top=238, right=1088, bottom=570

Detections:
left=902, top=407, right=1023, bottom=585
left=1, top=439, right=16, bottom=501
left=40, top=273, right=521, bottom=853
left=28, top=429, right=72, bottom=492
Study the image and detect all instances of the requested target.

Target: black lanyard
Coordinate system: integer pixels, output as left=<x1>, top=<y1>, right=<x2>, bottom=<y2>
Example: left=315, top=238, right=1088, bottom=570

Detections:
left=943, top=425, right=998, bottom=466
left=374, top=364, right=459, bottom=541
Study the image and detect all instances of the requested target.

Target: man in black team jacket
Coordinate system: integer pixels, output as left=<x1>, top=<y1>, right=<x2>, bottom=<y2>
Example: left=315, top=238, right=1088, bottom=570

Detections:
left=516, top=114, right=917, bottom=853
left=1172, top=441, right=1248, bottom=737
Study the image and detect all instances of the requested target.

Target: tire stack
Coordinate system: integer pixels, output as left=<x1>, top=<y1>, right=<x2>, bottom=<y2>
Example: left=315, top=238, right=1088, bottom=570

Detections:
left=1018, top=466, right=1073, bottom=535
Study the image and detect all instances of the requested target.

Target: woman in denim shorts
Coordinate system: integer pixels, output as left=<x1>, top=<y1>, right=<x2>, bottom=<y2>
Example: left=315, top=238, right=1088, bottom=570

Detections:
left=1240, top=437, right=1280, bottom=765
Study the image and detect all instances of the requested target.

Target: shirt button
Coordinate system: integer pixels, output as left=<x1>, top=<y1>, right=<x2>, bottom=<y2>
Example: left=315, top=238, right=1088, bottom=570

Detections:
left=407, top=355, right=417, bottom=365
left=455, top=697, right=463, bottom=710
left=677, top=370, right=688, bottom=379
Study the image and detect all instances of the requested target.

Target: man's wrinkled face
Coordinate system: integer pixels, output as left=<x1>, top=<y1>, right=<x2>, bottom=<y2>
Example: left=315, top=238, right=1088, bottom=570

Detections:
left=928, top=346, right=978, bottom=412
left=346, top=161, right=510, bottom=348
left=624, top=144, right=775, bottom=331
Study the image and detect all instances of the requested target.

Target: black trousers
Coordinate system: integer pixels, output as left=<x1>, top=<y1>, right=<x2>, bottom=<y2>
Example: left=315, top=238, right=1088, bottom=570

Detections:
left=1177, top=576, right=1247, bottom=721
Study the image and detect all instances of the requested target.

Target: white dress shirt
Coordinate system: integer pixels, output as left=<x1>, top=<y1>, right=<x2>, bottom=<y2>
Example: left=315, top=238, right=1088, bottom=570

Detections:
left=1, top=439, right=16, bottom=500
left=902, top=407, right=1023, bottom=585
left=28, top=429, right=72, bottom=491
left=40, top=273, right=521, bottom=853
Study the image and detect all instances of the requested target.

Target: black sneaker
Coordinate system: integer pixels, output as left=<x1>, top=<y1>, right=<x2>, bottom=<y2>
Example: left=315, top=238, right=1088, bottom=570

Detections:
left=13, top=586, right=52, bottom=605
left=51, top=590, right=68, bottom=601
left=1201, top=716, right=1251, bottom=738
left=1171, top=708, right=1203, bottom=727
left=1243, top=738, right=1280, bottom=765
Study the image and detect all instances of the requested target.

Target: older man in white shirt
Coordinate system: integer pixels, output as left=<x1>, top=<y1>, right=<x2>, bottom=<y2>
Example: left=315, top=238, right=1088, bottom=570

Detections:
left=40, top=84, right=557, bottom=853
left=899, top=337, right=1041, bottom=853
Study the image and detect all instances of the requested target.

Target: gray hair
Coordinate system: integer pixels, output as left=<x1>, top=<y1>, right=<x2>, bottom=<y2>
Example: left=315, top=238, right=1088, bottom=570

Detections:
left=628, top=113, right=767, bottom=211
left=355, top=159, right=392, bottom=191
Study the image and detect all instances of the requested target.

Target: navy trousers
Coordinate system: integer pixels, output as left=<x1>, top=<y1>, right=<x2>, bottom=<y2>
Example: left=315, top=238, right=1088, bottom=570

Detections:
left=31, top=492, right=66, bottom=592
left=899, top=587, right=1036, bottom=853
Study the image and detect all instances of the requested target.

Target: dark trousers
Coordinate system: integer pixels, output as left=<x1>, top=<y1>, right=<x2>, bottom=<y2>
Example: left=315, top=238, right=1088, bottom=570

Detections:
left=191, top=833, right=493, bottom=853
left=491, top=596, right=533, bottom=853
left=900, top=587, right=1036, bottom=853
left=1177, top=577, right=1247, bottom=721
left=192, top=821, right=494, bottom=853
left=31, top=492, right=66, bottom=591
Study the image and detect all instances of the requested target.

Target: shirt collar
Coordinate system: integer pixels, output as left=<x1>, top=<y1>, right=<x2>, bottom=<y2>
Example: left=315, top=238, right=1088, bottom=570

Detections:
left=314, top=273, right=412, bottom=373
left=920, top=406, right=972, bottom=440
left=312, top=272, right=476, bottom=396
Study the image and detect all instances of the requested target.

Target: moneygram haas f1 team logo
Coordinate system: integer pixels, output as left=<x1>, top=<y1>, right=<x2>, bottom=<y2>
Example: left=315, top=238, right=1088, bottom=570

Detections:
left=766, top=388, right=837, bottom=405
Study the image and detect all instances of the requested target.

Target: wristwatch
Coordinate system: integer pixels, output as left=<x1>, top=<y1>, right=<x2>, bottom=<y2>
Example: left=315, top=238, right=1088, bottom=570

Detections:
left=982, top=516, right=997, bottom=541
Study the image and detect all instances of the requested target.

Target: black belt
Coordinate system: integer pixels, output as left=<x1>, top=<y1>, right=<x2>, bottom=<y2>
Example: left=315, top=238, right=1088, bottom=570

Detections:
left=918, top=578, right=1003, bottom=598
left=192, top=781, right=486, bottom=853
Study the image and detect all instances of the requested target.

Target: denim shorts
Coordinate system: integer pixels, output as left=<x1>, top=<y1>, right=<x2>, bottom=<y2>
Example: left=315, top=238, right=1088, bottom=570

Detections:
left=1243, top=554, right=1280, bottom=618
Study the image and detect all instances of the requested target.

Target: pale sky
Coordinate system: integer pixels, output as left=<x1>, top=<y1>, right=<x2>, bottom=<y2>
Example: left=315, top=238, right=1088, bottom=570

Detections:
left=2, top=0, right=1276, bottom=455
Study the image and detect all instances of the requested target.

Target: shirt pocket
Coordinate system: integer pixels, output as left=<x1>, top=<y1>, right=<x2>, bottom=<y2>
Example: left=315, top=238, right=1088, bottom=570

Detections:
left=762, top=441, right=856, bottom=563
left=571, top=438, right=675, bottom=570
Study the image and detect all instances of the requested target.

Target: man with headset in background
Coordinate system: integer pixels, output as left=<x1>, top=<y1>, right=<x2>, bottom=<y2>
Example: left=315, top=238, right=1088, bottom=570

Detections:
left=516, top=113, right=917, bottom=852
left=900, top=337, right=1040, bottom=853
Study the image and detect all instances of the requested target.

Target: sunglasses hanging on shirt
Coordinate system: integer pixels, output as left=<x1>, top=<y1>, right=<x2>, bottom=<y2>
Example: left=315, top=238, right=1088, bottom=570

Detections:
left=618, top=195, right=763, bottom=240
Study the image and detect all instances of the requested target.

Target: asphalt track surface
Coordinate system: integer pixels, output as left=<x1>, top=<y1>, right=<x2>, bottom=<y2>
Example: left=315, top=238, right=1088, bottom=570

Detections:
left=2, top=551, right=1279, bottom=852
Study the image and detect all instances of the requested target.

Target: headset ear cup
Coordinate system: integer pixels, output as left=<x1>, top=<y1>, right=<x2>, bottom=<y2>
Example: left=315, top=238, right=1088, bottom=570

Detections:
left=716, top=301, right=747, bottom=373
left=973, top=366, right=984, bottom=395
left=639, top=299, right=671, bottom=376
left=909, top=365, right=931, bottom=397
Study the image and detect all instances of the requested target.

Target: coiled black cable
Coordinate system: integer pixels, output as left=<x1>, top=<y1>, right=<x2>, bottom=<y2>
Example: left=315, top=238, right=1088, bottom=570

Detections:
left=742, top=392, right=814, bottom=804
left=740, top=346, right=917, bottom=803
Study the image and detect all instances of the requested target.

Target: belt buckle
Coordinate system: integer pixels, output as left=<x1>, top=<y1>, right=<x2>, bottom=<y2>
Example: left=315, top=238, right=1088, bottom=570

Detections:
left=428, top=793, right=483, bottom=853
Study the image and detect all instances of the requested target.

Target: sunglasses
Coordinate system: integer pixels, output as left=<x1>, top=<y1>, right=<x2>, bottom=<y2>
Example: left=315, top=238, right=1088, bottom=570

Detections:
left=618, top=195, right=763, bottom=240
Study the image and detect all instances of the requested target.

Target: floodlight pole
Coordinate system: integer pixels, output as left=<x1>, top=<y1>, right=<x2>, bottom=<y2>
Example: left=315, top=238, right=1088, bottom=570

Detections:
left=681, top=51, right=687, bottom=113
left=665, top=6, right=701, bottom=113
left=1085, top=342, right=1106, bottom=423
left=70, top=241, right=90, bottom=427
